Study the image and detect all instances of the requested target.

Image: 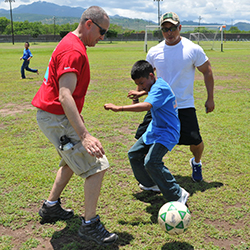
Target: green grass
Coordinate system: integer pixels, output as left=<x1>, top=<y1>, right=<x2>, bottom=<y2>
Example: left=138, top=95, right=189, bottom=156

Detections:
left=0, top=41, right=250, bottom=250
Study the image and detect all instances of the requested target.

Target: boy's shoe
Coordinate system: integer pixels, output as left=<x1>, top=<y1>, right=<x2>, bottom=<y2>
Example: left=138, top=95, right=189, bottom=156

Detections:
left=38, top=198, right=74, bottom=221
left=177, top=188, right=190, bottom=205
left=139, top=183, right=161, bottom=192
left=78, top=215, right=118, bottom=245
left=190, top=158, right=203, bottom=182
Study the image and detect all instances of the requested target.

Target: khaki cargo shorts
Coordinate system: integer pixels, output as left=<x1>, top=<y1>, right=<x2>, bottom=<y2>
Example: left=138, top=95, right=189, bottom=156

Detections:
left=36, top=109, right=109, bottom=178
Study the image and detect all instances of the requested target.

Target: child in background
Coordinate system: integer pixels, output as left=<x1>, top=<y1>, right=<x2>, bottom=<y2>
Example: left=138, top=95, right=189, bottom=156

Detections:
left=104, top=60, right=189, bottom=204
left=20, top=41, right=39, bottom=79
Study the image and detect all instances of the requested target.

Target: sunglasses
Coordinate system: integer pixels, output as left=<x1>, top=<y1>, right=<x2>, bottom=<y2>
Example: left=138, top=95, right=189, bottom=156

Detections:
left=91, top=20, right=107, bottom=36
left=161, top=26, right=179, bottom=33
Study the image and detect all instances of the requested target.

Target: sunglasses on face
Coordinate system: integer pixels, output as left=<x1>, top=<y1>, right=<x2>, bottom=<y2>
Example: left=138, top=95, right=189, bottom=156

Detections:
left=161, top=25, right=179, bottom=33
left=91, top=20, right=107, bottom=36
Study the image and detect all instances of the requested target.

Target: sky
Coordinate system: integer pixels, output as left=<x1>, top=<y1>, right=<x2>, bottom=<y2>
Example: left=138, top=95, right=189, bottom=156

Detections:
left=1, top=0, right=250, bottom=25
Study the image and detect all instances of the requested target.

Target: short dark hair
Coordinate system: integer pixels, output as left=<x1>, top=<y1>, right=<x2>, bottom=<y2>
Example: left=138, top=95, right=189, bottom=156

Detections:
left=131, top=60, right=154, bottom=80
left=25, top=41, right=30, bottom=46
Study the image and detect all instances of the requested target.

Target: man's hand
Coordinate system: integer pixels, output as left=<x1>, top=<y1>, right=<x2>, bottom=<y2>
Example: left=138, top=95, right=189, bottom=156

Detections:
left=82, top=133, right=105, bottom=158
left=127, top=90, right=146, bottom=100
left=205, top=99, right=215, bottom=113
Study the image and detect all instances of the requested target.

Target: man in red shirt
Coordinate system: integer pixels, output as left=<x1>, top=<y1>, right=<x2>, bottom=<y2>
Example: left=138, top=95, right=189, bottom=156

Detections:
left=32, top=6, right=118, bottom=246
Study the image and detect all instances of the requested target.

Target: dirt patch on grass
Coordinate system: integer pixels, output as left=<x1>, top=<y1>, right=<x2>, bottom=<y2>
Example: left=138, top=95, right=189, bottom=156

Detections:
left=0, top=103, right=35, bottom=117
left=0, top=223, right=53, bottom=250
left=204, top=218, right=248, bottom=249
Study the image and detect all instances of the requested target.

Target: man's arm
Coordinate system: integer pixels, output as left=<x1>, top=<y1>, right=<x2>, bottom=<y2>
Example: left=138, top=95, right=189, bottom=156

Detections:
left=59, top=73, right=105, bottom=158
left=104, top=102, right=152, bottom=112
left=197, top=60, right=215, bottom=113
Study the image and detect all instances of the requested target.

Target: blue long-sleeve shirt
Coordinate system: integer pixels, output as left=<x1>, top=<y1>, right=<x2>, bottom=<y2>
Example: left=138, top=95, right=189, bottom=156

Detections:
left=22, top=49, right=33, bottom=60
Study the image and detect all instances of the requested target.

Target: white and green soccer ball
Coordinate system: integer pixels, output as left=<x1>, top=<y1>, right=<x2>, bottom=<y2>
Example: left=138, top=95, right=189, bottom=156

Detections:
left=158, top=201, right=191, bottom=235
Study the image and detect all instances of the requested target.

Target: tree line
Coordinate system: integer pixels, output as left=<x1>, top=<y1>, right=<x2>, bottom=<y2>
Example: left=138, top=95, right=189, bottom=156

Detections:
left=0, top=17, right=140, bottom=40
left=0, top=16, right=248, bottom=39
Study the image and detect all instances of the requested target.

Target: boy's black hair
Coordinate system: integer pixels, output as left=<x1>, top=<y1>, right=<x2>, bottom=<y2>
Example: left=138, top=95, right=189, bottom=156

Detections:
left=131, top=60, right=154, bottom=80
left=25, top=41, right=30, bottom=46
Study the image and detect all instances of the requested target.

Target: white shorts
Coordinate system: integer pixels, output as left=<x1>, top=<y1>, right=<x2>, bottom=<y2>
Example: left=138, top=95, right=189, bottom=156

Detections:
left=36, top=109, right=109, bottom=178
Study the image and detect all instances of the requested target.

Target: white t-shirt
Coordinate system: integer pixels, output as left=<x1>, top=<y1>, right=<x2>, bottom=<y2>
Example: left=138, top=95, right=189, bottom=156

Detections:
left=146, top=37, right=208, bottom=108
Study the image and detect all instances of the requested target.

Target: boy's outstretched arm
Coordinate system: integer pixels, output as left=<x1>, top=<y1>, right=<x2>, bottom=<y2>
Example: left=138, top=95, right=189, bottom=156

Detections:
left=104, top=102, right=152, bottom=112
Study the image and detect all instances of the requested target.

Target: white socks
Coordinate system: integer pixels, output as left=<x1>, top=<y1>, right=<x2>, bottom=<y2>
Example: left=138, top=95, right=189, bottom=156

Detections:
left=193, top=158, right=202, bottom=165
left=45, top=200, right=58, bottom=206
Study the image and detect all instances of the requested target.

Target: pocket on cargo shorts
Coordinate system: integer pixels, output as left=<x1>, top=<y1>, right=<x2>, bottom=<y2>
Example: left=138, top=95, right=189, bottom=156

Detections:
left=58, top=141, right=109, bottom=178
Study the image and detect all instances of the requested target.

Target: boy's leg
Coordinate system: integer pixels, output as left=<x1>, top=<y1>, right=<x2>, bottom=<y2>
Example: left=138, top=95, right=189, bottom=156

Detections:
left=144, top=143, right=181, bottom=201
left=128, top=137, right=155, bottom=187
left=25, top=60, right=38, bottom=73
left=21, top=61, right=26, bottom=78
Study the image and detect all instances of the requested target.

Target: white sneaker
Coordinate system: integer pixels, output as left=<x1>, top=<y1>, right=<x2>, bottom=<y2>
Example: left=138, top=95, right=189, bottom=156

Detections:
left=177, top=188, right=190, bottom=205
left=139, top=184, right=161, bottom=192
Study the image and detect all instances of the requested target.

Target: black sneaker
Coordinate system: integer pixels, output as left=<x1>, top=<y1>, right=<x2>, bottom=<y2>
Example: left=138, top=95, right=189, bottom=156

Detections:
left=78, top=215, right=118, bottom=245
left=39, top=198, right=74, bottom=221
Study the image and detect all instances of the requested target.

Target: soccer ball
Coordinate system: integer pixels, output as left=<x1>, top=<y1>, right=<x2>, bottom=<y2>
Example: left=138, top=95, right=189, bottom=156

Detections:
left=158, top=201, right=191, bottom=235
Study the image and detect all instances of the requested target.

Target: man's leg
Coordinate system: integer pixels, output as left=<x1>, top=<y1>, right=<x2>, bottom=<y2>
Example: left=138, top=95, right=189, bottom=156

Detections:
left=178, top=108, right=204, bottom=182
left=84, top=170, right=106, bottom=221
left=190, top=141, right=204, bottom=164
left=48, top=165, right=74, bottom=201
left=38, top=165, right=74, bottom=221
left=79, top=169, right=118, bottom=245
left=190, top=141, right=204, bottom=182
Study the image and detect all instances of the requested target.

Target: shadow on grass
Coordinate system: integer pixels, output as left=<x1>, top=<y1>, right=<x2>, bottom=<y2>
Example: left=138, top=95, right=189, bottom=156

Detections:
left=174, top=174, right=224, bottom=196
left=130, top=175, right=223, bottom=224
left=42, top=215, right=134, bottom=250
left=162, top=241, right=194, bottom=250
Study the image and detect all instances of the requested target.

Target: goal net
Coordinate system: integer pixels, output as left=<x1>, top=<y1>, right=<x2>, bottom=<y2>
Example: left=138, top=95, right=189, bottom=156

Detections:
left=144, top=25, right=226, bottom=52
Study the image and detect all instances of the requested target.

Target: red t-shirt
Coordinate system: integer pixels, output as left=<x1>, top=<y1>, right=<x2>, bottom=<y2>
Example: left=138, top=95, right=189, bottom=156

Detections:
left=32, top=32, right=90, bottom=115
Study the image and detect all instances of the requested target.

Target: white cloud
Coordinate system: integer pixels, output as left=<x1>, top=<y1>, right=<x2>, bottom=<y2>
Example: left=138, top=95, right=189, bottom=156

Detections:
left=0, top=0, right=250, bottom=24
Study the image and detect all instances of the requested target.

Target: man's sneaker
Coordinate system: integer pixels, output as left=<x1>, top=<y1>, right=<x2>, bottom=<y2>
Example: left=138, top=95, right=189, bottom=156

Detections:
left=78, top=215, right=118, bottom=245
left=39, top=198, right=74, bottom=221
left=190, top=158, right=203, bottom=182
left=177, top=188, right=190, bottom=205
left=139, top=183, right=161, bottom=192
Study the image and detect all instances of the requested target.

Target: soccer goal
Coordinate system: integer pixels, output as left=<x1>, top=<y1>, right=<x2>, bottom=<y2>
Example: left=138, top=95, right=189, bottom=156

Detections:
left=144, top=24, right=226, bottom=52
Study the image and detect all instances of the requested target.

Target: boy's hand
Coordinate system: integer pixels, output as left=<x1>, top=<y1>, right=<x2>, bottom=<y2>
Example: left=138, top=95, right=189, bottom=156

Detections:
left=104, top=103, right=120, bottom=112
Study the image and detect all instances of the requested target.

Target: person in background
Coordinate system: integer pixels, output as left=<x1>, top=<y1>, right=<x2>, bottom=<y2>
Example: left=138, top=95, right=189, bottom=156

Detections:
left=20, top=41, right=39, bottom=79
left=128, top=12, right=215, bottom=185
left=32, top=6, right=118, bottom=246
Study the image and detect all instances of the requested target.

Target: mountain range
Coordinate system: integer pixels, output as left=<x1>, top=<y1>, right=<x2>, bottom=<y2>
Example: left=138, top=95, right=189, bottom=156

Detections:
left=1, top=1, right=250, bottom=31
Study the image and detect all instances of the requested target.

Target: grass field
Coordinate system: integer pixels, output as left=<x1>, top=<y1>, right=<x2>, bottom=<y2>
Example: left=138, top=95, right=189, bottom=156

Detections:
left=0, top=41, right=249, bottom=250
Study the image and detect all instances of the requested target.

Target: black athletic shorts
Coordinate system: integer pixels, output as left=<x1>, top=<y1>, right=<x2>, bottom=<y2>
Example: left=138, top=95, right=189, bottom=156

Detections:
left=135, top=108, right=202, bottom=146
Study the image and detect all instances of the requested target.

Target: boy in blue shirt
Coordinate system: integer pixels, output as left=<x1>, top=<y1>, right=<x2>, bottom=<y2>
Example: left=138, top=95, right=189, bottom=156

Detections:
left=20, top=41, right=39, bottom=79
left=104, top=60, right=189, bottom=204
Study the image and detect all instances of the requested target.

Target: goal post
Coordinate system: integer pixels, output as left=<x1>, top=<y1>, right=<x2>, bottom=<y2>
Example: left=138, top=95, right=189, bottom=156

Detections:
left=144, top=24, right=226, bottom=52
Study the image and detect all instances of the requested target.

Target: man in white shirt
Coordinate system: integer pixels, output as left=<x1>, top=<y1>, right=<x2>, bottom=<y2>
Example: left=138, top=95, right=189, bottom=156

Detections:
left=129, top=12, right=215, bottom=183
